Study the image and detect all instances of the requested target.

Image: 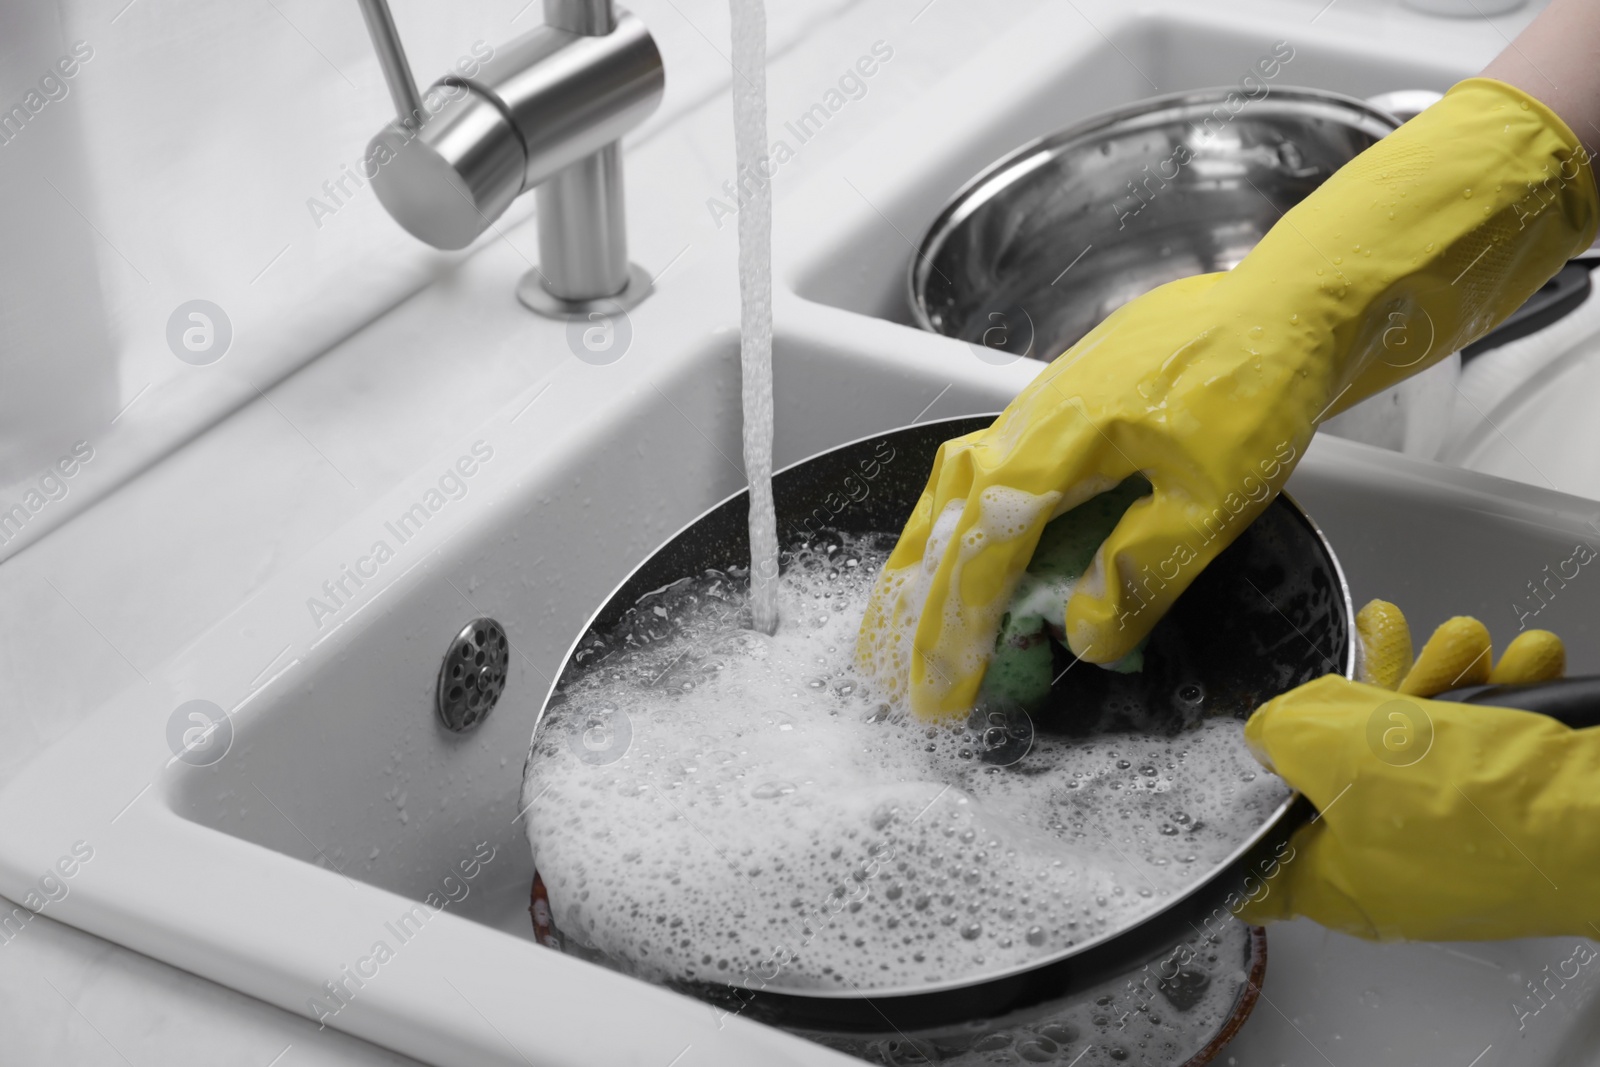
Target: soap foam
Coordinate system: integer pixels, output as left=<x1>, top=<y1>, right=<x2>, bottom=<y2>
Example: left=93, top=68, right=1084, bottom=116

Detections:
left=857, top=485, right=1063, bottom=715
left=523, top=532, right=1288, bottom=994
left=803, top=919, right=1257, bottom=1066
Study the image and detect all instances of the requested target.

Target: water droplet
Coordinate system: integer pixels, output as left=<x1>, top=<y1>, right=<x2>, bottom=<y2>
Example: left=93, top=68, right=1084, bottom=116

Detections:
left=1017, top=1038, right=1058, bottom=1061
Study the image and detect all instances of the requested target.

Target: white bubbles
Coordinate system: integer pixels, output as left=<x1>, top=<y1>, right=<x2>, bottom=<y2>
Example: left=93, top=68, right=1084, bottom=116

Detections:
left=522, top=532, right=1288, bottom=996
left=798, top=920, right=1261, bottom=1065
left=860, top=487, right=1065, bottom=711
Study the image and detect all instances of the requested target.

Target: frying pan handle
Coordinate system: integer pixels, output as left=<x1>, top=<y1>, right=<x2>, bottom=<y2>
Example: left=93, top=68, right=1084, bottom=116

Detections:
left=1436, top=674, right=1600, bottom=730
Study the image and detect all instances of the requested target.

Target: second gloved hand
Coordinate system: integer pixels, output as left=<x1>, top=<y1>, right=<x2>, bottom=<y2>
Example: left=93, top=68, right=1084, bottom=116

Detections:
left=1239, top=603, right=1594, bottom=940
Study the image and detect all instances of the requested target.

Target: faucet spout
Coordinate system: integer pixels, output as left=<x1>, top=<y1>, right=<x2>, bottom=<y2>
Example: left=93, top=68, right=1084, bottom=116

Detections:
left=545, top=0, right=617, bottom=36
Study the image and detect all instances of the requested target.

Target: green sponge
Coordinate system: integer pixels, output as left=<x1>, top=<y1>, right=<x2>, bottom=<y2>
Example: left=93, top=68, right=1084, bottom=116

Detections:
left=980, top=478, right=1150, bottom=708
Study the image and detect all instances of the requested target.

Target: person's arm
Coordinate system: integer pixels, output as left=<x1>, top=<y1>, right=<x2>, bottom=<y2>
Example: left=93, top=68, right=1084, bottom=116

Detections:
left=861, top=77, right=1598, bottom=718
left=1484, top=0, right=1600, bottom=176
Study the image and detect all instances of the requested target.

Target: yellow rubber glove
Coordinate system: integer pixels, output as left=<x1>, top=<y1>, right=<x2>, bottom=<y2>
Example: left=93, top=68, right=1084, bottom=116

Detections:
left=1243, top=603, right=1590, bottom=940
left=1355, top=597, right=1565, bottom=693
left=859, top=79, right=1597, bottom=720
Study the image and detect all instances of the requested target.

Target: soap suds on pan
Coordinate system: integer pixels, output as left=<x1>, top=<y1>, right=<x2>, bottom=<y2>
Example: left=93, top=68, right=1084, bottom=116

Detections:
left=522, top=531, right=1287, bottom=993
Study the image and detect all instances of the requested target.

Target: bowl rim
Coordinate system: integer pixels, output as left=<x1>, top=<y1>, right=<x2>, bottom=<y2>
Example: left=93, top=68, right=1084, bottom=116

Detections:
left=906, top=84, right=1402, bottom=337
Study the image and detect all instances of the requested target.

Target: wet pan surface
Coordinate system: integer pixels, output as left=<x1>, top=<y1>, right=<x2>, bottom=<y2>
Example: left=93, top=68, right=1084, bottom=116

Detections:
left=531, top=415, right=1351, bottom=1032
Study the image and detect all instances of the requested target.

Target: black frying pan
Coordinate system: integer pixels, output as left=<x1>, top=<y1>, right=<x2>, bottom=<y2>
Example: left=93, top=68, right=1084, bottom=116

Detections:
left=535, top=414, right=1353, bottom=1031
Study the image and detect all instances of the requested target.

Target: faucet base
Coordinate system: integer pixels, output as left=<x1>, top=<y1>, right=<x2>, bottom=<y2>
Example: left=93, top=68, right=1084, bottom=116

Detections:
left=516, top=262, right=652, bottom=319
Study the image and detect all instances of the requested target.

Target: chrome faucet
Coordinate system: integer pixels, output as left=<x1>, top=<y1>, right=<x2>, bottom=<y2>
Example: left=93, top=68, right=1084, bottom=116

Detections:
left=355, top=0, right=664, bottom=316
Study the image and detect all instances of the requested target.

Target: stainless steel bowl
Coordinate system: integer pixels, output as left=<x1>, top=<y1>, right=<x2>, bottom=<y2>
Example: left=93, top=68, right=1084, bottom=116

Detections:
left=909, top=87, right=1399, bottom=361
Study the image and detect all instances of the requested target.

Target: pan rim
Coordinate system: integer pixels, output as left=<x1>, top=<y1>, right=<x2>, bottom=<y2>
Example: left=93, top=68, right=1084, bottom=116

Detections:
left=527, top=412, right=1356, bottom=1004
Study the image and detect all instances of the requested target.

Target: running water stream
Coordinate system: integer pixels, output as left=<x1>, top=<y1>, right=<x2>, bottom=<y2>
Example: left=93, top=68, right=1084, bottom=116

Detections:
left=522, top=14, right=1292, bottom=1054
left=730, top=0, right=780, bottom=634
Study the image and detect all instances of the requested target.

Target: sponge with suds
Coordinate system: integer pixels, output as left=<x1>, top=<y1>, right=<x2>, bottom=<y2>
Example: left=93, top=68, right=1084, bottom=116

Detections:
left=981, top=478, right=1150, bottom=708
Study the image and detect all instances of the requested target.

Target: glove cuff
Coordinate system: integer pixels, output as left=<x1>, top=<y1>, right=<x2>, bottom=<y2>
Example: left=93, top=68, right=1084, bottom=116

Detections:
left=1231, top=76, right=1599, bottom=421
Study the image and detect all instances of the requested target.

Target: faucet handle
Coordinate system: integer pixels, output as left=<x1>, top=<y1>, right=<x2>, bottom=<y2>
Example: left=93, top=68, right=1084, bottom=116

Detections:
left=355, top=0, right=423, bottom=126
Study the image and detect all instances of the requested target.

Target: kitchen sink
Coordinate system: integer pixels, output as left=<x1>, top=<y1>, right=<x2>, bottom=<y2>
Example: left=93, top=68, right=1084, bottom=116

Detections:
left=4, top=2, right=1599, bottom=1066
left=781, top=1, right=1467, bottom=327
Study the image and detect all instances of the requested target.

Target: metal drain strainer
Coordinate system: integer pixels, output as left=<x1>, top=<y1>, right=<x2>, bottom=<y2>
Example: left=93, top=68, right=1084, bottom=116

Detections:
left=436, top=618, right=509, bottom=732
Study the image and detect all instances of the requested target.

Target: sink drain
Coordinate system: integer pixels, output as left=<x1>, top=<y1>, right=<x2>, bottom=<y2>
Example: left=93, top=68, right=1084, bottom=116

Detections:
left=437, top=618, right=509, bottom=732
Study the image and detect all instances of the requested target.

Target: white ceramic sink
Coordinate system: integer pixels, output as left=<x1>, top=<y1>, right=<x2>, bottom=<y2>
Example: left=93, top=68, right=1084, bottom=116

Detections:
left=5, top=2, right=1600, bottom=1065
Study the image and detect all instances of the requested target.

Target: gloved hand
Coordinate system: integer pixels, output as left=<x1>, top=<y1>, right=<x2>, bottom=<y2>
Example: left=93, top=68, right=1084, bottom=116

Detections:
left=1241, top=602, right=1594, bottom=940
left=858, top=78, right=1597, bottom=720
